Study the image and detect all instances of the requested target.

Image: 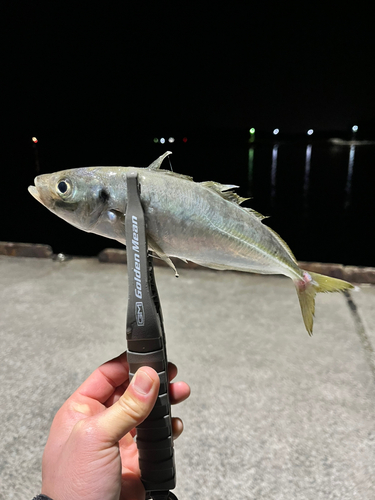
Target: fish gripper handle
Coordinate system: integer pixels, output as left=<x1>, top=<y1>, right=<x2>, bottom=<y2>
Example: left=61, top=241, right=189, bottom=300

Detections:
left=125, top=173, right=177, bottom=500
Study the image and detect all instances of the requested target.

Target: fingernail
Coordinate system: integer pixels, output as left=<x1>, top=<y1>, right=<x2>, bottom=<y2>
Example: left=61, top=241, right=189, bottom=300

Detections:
left=133, top=369, right=153, bottom=395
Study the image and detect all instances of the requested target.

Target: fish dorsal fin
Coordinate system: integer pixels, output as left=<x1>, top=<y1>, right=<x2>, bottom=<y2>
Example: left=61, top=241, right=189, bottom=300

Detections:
left=267, top=226, right=298, bottom=263
left=200, top=181, right=239, bottom=192
left=161, top=170, right=194, bottom=181
left=147, top=151, right=173, bottom=170
left=148, top=164, right=268, bottom=219
left=242, top=207, right=269, bottom=220
left=200, top=181, right=250, bottom=205
left=146, top=151, right=193, bottom=181
left=200, top=180, right=251, bottom=204
left=200, top=180, right=268, bottom=219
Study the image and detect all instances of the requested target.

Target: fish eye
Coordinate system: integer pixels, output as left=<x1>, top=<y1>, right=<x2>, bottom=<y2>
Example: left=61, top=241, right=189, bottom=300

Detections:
left=56, top=179, right=72, bottom=197
left=58, top=181, right=68, bottom=193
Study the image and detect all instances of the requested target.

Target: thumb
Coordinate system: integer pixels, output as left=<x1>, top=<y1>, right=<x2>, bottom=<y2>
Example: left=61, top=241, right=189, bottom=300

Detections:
left=95, top=367, right=160, bottom=444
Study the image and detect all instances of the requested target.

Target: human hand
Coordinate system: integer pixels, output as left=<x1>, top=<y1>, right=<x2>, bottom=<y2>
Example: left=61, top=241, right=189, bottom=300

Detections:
left=41, top=351, right=190, bottom=500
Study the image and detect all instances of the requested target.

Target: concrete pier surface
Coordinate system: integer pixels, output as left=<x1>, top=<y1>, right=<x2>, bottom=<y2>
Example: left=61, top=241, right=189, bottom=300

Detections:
left=1, top=255, right=374, bottom=500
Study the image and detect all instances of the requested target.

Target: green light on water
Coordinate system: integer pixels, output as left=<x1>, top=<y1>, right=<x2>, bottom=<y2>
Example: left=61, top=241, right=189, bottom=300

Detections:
left=248, top=146, right=254, bottom=196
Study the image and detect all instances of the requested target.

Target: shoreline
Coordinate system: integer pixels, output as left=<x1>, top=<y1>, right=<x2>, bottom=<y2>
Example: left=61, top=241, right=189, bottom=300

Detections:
left=1, top=241, right=374, bottom=284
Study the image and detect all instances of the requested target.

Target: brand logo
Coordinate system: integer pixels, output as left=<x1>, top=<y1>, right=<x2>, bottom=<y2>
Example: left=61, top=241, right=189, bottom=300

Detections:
left=135, top=302, right=145, bottom=326
left=131, top=215, right=145, bottom=326
left=131, top=215, right=142, bottom=300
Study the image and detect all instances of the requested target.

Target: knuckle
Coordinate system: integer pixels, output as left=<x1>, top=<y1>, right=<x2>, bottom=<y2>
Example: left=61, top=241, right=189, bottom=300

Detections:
left=74, top=418, right=98, bottom=438
left=117, top=394, right=146, bottom=424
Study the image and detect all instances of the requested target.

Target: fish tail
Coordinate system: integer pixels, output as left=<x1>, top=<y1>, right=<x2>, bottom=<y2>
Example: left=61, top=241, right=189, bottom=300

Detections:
left=295, top=270, right=354, bottom=335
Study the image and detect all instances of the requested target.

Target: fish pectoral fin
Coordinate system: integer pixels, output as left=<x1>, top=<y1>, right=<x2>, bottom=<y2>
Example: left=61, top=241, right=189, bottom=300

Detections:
left=108, top=209, right=125, bottom=225
left=147, top=151, right=172, bottom=170
left=148, top=236, right=179, bottom=277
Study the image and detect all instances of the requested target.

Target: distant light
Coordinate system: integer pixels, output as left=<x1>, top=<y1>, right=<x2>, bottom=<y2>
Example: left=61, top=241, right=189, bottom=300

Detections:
left=352, top=125, right=358, bottom=132
left=168, top=137, right=175, bottom=143
left=182, top=137, right=188, bottom=143
left=307, top=129, right=314, bottom=136
left=249, top=128, right=255, bottom=134
left=160, top=137, right=165, bottom=144
left=273, top=128, right=279, bottom=135
left=153, top=137, right=159, bottom=143
left=32, top=137, right=38, bottom=143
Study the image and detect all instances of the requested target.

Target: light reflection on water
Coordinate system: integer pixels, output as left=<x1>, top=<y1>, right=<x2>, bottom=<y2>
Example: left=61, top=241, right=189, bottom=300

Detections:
left=303, top=144, right=312, bottom=208
left=345, top=144, right=356, bottom=209
left=270, top=144, right=278, bottom=206
left=249, top=140, right=367, bottom=211
left=247, top=139, right=374, bottom=266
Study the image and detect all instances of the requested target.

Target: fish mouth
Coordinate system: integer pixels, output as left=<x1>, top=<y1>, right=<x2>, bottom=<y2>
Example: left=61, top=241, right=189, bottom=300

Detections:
left=28, top=185, right=43, bottom=204
left=28, top=175, right=51, bottom=206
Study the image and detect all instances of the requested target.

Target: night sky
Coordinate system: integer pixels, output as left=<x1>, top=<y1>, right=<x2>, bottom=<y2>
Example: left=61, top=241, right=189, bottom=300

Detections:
left=3, top=4, right=375, bottom=138
left=2, top=4, right=375, bottom=264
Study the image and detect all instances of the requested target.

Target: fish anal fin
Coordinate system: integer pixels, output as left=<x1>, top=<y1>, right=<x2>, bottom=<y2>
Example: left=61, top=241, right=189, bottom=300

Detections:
left=148, top=236, right=179, bottom=277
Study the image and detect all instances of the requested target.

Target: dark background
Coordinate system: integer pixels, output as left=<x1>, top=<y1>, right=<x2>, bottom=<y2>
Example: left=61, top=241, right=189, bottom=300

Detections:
left=2, top=4, right=375, bottom=266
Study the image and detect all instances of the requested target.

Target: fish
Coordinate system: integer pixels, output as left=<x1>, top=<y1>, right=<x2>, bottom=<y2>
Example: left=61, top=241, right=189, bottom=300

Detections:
left=28, top=151, right=354, bottom=335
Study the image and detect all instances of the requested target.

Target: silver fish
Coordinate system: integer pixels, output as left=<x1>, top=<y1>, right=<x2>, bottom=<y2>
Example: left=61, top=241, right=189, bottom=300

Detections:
left=28, top=151, right=353, bottom=334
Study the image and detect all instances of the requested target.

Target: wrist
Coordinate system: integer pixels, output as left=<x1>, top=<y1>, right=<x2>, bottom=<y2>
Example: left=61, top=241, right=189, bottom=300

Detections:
left=32, top=495, right=54, bottom=500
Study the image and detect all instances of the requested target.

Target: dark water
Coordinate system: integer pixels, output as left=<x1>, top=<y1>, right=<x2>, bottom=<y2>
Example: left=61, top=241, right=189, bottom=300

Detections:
left=4, top=132, right=375, bottom=267
left=247, top=139, right=375, bottom=267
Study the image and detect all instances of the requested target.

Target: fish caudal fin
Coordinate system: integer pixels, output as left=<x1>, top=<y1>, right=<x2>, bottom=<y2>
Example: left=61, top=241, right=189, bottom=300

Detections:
left=295, top=271, right=354, bottom=335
